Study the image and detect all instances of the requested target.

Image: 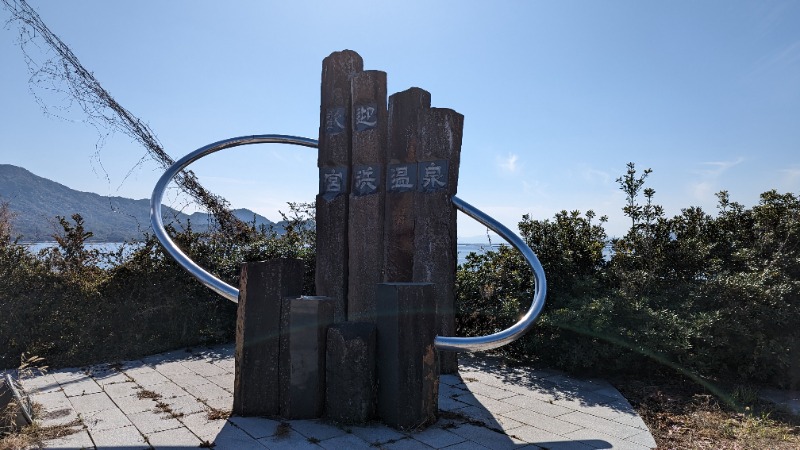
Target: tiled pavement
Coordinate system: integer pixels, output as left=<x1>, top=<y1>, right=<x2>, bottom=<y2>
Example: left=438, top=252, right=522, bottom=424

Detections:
left=19, top=343, right=656, bottom=449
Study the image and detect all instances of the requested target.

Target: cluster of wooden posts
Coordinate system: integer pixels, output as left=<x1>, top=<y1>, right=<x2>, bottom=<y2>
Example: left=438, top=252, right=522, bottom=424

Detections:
left=232, top=50, right=463, bottom=430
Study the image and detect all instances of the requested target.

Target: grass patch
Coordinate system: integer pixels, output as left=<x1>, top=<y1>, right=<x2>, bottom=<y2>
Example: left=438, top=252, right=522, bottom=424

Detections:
left=616, top=376, right=800, bottom=449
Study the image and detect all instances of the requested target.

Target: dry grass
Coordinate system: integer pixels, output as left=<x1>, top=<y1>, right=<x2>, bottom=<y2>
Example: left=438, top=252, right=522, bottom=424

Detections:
left=0, top=418, right=82, bottom=450
left=617, top=378, right=800, bottom=449
left=206, top=407, right=230, bottom=421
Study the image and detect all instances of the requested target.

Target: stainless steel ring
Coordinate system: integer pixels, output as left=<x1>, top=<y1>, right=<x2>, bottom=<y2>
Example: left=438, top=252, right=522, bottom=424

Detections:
left=150, top=134, right=546, bottom=352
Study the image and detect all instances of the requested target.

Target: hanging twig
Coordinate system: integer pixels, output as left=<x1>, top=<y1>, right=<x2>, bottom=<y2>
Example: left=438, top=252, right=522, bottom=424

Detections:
left=1, top=0, right=250, bottom=237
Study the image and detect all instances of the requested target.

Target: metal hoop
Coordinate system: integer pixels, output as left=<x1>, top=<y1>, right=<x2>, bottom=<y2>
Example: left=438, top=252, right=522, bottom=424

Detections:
left=150, top=134, right=546, bottom=352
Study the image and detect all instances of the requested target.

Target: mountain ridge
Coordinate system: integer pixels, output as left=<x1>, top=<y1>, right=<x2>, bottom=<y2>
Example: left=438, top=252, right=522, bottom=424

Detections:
left=0, top=164, right=277, bottom=242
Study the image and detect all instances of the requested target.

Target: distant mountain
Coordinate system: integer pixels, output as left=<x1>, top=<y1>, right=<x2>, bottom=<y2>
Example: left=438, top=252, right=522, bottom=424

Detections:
left=0, top=164, right=277, bottom=242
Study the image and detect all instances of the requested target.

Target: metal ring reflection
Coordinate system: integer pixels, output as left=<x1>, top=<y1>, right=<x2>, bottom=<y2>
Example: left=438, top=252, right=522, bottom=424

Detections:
left=150, top=134, right=546, bottom=352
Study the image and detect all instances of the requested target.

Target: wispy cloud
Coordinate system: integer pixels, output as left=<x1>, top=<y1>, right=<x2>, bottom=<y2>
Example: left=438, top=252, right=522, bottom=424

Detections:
left=746, top=39, right=800, bottom=79
left=693, top=157, right=745, bottom=177
left=688, top=157, right=745, bottom=202
left=497, top=153, right=521, bottom=173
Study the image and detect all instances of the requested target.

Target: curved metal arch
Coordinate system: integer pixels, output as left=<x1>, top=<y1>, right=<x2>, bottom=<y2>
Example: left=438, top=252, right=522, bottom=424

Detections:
left=150, top=134, right=546, bottom=352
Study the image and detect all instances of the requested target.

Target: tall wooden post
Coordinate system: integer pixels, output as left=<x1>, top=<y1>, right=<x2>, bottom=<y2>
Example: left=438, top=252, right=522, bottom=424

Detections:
left=316, top=50, right=363, bottom=323
left=384, top=88, right=431, bottom=282
left=414, top=108, right=464, bottom=374
left=233, top=259, right=303, bottom=416
left=347, top=70, right=388, bottom=323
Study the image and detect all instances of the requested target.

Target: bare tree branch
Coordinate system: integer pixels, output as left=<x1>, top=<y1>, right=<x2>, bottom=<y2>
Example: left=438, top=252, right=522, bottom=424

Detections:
left=1, top=0, right=250, bottom=236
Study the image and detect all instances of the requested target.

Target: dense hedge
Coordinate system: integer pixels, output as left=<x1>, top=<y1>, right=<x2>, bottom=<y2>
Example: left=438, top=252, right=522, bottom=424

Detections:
left=2, top=166, right=799, bottom=391
left=0, top=204, right=315, bottom=369
left=456, top=164, right=800, bottom=389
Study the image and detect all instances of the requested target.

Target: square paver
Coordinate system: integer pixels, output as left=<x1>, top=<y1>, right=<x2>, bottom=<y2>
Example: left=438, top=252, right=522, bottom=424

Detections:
left=82, top=407, right=134, bottom=431
left=411, top=426, right=467, bottom=448
left=290, top=419, right=348, bottom=441
left=42, top=428, right=94, bottom=449
left=211, top=422, right=267, bottom=449
left=228, top=415, right=281, bottom=439
left=102, top=380, right=139, bottom=399
left=179, top=411, right=227, bottom=442
left=68, top=392, right=117, bottom=414
left=90, top=424, right=148, bottom=448
left=502, top=409, right=582, bottom=435
left=258, top=428, right=322, bottom=450
left=449, top=423, right=520, bottom=450
left=347, top=423, right=405, bottom=445
left=317, top=433, right=375, bottom=449
left=146, top=425, right=203, bottom=447
left=127, top=409, right=184, bottom=434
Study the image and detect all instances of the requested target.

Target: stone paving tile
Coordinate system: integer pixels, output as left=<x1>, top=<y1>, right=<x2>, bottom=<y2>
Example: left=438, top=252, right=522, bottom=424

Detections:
left=457, top=405, right=525, bottom=431
left=153, top=360, right=193, bottom=377
left=563, top=426, right=653, bottom=450
left=61, top=379, right=102, bottom=398
left=126, top=410, right=184, bottom=435
left=112, top=393, right=157, bottom=415
left=503, top=394, right=573, bottom=417
left=181, top=359, right=229, bottom=377
left=146, top=425, right=203, bottom=448
left=463, top=381, right=519, bottom=400
left=147, top=380, right=190, bottom=399
left=166, top=370, right=211, bottom=388
left=317, top=432, right=375, bottom=449
left=68, top=392, right=117, bottom=414
left=43, top=428, right=94, bottom=449
left=211, top=423, right=268, bottom=449
left=159, top=394, right=207, bottom=416
left=90, top=370, right=130, bottom=387
left=20, top=343, right=656, bottom=450
left=439, top=395, right=470, bottom=412
left=502, top=409, right=583, bottom=435
left=178, top=412, right=227, bottom=442
left=468, top=392, right=522, bottom=414
left=31, top=390, right=71, bottom=410
left=38, top=403, right=80, bottom=428
left=229, top=415, right=282, bottom=439
left=22, top=373, right=61, bottom=394
left=207, top=373, right=235, bottom=392
left=437, top=441, right=493, bottom=450
left=449, top=422, right=521, bottom=450
left=182, top=380, right=230, bottom=400
left=258, top=428, right=322, bottom=450
left=82, top=407, right=134, bottom=431
left=90, top=424, right=148, bottom=449
left=346, top=422, right=405, bottom=445
left=289, top=419, right=348, bottom=441
left=411, top=425, right=467, bottom=448
left=126, top=369, right=171, bottom=387
left=559, top=410, right=644, bottom=439
left=380, top=436, right=435, bottom=449
left=200, top=395, right=233, bottom=411
left=102, top=380, right=139, bottom=399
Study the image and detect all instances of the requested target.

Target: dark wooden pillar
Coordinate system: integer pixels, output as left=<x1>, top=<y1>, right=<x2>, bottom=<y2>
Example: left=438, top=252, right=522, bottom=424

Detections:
left=316, top=50, right=363, bottom=323
left=384, top=88, right=431, bottom=282
left=347, top=70, right=387, bottom=323
left=233, top=259, right=303, bottom=416
left=376, top=282, right=439, bottom=430
left=279, top=296, right=335, bottom=419
left=414, top=108, right=464, bottom=374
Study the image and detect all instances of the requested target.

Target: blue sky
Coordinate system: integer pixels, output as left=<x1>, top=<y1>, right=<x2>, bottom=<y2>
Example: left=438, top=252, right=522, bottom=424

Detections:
left=1, top=1, right=798, bottom=240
